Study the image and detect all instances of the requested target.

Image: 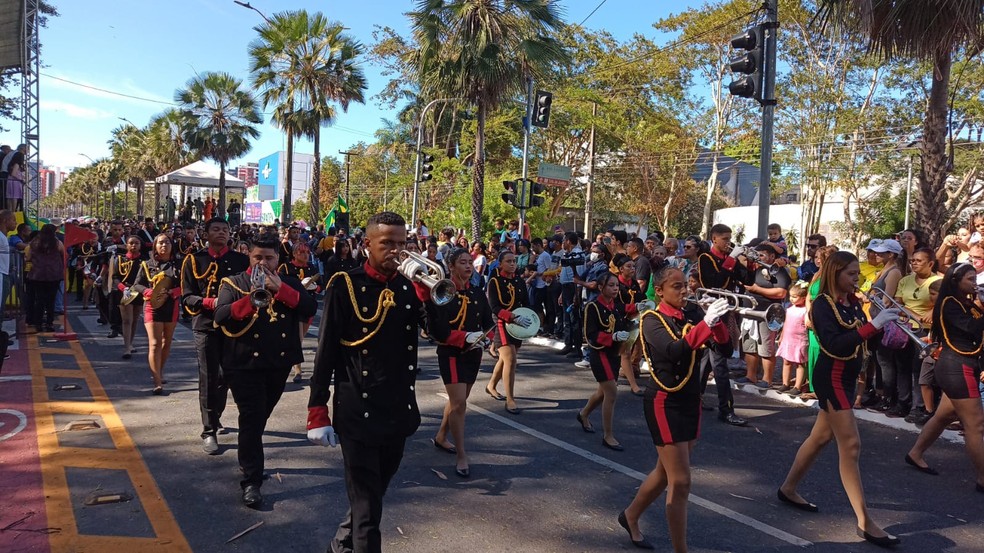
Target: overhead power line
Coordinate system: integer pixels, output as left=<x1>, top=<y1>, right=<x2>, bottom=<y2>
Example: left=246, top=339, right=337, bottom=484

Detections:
left=577, top=0, right=608, bottom=27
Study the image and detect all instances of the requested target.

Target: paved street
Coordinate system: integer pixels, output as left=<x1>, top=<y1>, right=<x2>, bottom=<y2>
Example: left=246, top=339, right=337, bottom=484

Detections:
left=2, top=303, right=984, bottom=553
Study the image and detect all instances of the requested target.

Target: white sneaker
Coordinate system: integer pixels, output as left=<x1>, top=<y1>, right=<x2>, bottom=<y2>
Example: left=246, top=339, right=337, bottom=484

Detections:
left=574, top=360, right=591, bottom=369
left=202, top=435, right=219, bottom=455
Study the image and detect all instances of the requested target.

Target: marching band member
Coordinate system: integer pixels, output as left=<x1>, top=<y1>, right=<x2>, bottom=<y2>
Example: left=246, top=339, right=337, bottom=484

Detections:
left=132, top=234, right=182, bottom=395
left=278, top=241, right=320, bottom=383
left=484, top=250, right=534, bottom=414
left=906, top=262, right=984, bottom=491
left=578, top=272, right=648, bottom=451
left=214, top=231, right=317, bottom=508
left=612, top=253, right=645, bottom=395
left=175, top=222, right=200, bottom=260
left=181, top=217, right=250, bottom=455
left=425, top=247, right=494, bottom=478
left=778, top=251, right=901, bottom=548
left=77, top=233, right=101, bottom=310
left=307, top=212, right=425, bottom=553
left=112, top=236, right=144, bottom=359
left=618, top=266, right=730, bottom=551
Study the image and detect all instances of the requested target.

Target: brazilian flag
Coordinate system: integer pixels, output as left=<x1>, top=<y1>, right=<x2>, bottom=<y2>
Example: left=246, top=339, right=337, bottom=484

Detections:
left=323, top=194, right=348, bottom=230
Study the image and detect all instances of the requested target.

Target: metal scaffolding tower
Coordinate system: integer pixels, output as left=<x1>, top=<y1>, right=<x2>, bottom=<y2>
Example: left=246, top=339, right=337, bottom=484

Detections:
left=21, top=0, right=40, bottom=222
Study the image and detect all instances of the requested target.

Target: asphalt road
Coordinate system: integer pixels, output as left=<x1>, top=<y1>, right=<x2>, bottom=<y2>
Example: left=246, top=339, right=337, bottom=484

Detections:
left=5, top=303, right=984, bottom=553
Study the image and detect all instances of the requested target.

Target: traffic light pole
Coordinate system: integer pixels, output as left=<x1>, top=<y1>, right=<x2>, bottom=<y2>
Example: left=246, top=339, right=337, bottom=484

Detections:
left=757, top=0, right=778, bottom=240
left=519, top=76, right=534, bottom=234
left=412, top=98, right=457, bottom=226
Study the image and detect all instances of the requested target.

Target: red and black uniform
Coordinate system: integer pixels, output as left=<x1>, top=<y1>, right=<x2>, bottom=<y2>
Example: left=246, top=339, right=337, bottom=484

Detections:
left=616, top=274, right=643, bottom=306
left=278, top=260, right=320, bottom=295
left=695, top=247, right=752, bottom=291
left=810, top=294, right=879, bottom=411
left=487, top=268, right=531, bottom=348
left=934, top=296, right=984, bottom=399
left=641, top=302, right=730, bottom=445
left=426, top=282, right=494, bottom=385
left=133, top=257, right=182, bottom=323
left=113, top=251, right=144, bottom=306
left=583, top=296, right=638, bottom=383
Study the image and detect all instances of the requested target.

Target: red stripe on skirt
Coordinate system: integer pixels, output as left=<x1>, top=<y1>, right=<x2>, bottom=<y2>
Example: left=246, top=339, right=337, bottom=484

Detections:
left=962, top=364, right=980, bottom=398
left=653, top=391, right=674, bottom=444
left=599, top=351, right=615, bottom=381
left=449, top=356, right=459, bottom=384
left=497, top=320, right=508, bottom=344
left=831, top=360, right=849, bottom=409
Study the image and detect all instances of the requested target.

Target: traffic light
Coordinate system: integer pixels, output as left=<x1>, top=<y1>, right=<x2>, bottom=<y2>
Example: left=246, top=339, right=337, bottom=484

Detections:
left=532, top=90, right=553, bottom=128
left=528, top=180, right=546, bottom=207
left=420, top=154, right=434, bottom=182
left=727, top=25, right=764, bottom=102
left=502, top=180, right=518, bottom=206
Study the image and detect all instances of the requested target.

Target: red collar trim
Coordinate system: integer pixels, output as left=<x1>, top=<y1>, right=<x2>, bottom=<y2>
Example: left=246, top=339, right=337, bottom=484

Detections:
left=499, top=271, right=515, bottom=279
left=291, top=260, right=307, bottom=268
left=208, top=246, right=228, bottom=259
left=657, top=302, right=684, bottom=319
left=710, top=247, right=727, bottom=259
left=125, top=252, right=140, bottom=260
left=364, top=261, right=396, bottom=283
left=598, top=296, right=615, bottom=310
left=618, top=274, right=633, bottom=287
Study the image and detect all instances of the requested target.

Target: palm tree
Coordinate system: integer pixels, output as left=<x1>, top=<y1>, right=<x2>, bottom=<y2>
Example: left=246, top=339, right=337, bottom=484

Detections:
left=249, top=10, right=368, bottom=224
left=816, top=1, right=984, bottom=244
left=175, top=72, right=262, bottom=219
left=409, top=0, right=568, bottom=240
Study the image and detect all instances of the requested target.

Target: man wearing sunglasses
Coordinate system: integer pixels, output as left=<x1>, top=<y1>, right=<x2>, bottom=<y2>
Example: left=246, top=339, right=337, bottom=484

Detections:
left=797, top=234, right=826, bottom=283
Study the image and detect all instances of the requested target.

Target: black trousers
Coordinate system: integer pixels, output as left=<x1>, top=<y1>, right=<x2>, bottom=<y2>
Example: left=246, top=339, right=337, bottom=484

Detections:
left=23, top=277, right=35, bottom=325
left=331, top=434, right=407, bottom=553
left=561, top=283, right=581, bottom=348
left=32, top=280, right=59, bottom=327
left=699, top=347, right=736, bottom=415
left=226, top=366, right=290, bottom=487
left=194, top=330, right=228, bottom=438
left=533, top=286, right=555, bottom=333
left=548, top=281, right=563, bottom=335
left=108, top=289, right=122, bottom=331
left=96, top=286, right=110, bottom=323
left=71, top=268, right=84, bottom=300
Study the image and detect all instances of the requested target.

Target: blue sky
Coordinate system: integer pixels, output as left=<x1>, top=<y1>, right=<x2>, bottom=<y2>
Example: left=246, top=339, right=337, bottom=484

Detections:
left=23, top=0, right=695, bottom=172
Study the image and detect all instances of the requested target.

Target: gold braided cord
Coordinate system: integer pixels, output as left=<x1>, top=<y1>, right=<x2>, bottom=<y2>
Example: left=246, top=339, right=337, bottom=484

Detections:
left=490, top=276, right=516, bottom=311
left=181, top=253, right=221, bottom=316
left=215, top=280, right=260, bottom=338
left=814, top=294, right=865, bottom=361
left=697, top=252, right=732, bottom=289
left=641, top=311, right=697, bottom=393
left=583, top=301, right=616, bottom=350
left=326, top=272, right=397, bottom=347
left=449, top=293, right=470, bottom=330
left=116, top=256, right=137, bottom=283
left=940, top=296, right=984, bottom=356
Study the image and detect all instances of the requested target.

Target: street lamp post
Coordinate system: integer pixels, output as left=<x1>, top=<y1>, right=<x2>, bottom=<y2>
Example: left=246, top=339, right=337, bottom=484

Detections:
left=232, top=0, right=271, bottom=23
left=411, top=98, right=458, bottom=227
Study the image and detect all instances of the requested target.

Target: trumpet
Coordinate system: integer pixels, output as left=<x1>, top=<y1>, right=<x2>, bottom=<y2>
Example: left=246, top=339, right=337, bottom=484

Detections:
left=397, top=250, right=456, bottom=306
left=464, top=327, right=496, bottom=352
left=864, top=286, right=939, bottom=359
left=250, top=264, right=273, bottom=309
left=686, top=287, right=786, bottom=331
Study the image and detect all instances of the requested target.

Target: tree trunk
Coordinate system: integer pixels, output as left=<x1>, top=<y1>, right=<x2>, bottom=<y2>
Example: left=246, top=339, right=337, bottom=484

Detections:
left=217, top=161, right=227, bottom=219
left=916, top=49, right=952, bottom=246
left=701, top=153, right=720, bottom=237
left=283, top=131, right=294, bottom=224
left=310, top=131, right=321, bottom=225
left=470, top=102, right=487, bottom=242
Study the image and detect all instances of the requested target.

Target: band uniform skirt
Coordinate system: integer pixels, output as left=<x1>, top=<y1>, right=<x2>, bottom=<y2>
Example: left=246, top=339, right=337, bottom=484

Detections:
left=438, top=348, right=483, bottom=385
left=143, top=294, right=178, bottom=323
left=935, top=348, right=982, bottom=400
left=644, top=387, right=700, bottom=446
left=812, top=359, right=859, bottom=411
left=588, top=348, right=620, bottom=383
left=493, top=318, right=523, bottom=349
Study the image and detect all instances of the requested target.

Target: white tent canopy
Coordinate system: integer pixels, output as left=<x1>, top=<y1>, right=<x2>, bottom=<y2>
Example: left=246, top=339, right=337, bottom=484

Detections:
left=154, top=160, right=245, bottom=189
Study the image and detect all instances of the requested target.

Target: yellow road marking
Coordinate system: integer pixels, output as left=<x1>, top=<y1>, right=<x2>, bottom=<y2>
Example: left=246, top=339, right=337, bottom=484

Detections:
left=29, top=326, right=193, bottom=552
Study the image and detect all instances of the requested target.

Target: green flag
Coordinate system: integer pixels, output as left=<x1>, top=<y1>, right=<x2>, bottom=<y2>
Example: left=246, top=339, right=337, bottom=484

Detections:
left=324, top=194, right=346, bottom=229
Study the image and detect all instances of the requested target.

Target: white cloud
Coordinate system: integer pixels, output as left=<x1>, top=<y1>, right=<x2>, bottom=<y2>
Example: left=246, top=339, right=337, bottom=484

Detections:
left=40, top=99, right=114, bottom=120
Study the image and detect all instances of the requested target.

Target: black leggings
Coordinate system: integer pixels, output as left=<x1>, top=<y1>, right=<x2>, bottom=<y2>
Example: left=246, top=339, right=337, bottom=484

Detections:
left=32, top=280, right=60, bottom=327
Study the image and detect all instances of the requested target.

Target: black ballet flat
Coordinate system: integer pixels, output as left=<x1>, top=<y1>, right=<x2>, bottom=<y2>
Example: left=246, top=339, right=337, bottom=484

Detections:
left=777, top=489, right=819, bottom=512
left=601, top=439, right=624, bottom=452
left=904, top=454, right=939, bottom=476
left=856, top=527, right=900, bottom=548
left=576, top=413, right=595, bottom=433
left=431, top=438, right=456, bottom=455
left=505, top=405, right=522, bottom=415
left=151, top=386, right=163, bottom=396
left=485, top=387, right=505, bottom=401
left=455, top=467, right=470, bottom=478
left=617, top=511, right=654, bottom=550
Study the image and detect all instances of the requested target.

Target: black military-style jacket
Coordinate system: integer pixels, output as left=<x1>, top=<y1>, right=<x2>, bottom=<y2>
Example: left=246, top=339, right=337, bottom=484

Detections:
left=213, top=270, right=317, bottom=371
left=309, top=264, right=425, bottom=445
left=426, top=283, right=494, bottom=356
left=180, top=247, right=250, bottom=332
left=133, top=257, right=182, bottom=314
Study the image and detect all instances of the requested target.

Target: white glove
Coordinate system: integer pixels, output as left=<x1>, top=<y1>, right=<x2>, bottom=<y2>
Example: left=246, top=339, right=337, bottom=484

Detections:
left=512, top=315, right=532, bottom=328
left=307, top=426, right=337, bottom=447
left=729, top=245, right=746, bottom=258
left=703, top=297, right=730, bottom=326
left=613, top=331, right=630, bottom=342
left=635, top=300, right=656, bottom=313
left=465, top=331, right=485, bottom=344
left=870, top=308, right=901, bottom=330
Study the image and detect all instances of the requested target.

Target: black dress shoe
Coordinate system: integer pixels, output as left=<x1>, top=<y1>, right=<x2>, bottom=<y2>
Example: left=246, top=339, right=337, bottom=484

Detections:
left=719, top=412, right=747, bottom=426
left=617, top=511, right=654, bottom=550
left=904, top=454, right=939, bottom=475
left=505, top=405, right=522, bottom=415
left=777, top=488, right=819, bottom=512
left=107, top=330, right=120, bottom=338
left=455, top=467, right=470, bottom=478
left=557, top=346, right=574, bottom=355
left=576, top=412, right=595, bottom=433
left=601, top=439, right=624, bottom=451
left=856, top=527, right=900, bottom=548
left=431, top=438, right=456, bottom=454
left=242, top=484, right=262, bottom=508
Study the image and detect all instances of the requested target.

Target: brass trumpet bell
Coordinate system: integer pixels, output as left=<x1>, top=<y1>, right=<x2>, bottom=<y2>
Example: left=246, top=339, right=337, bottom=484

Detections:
left=687, top=287, right=786, bottom=331
left=398, top=250, right=456, bottom=306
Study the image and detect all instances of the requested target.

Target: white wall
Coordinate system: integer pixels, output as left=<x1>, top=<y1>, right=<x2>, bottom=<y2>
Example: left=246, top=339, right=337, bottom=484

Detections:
left=713, top=202, right=850, bottom=255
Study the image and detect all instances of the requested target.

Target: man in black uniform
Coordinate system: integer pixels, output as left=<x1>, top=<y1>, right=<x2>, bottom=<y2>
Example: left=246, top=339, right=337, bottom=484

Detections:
left=102, top=220, right=126, bottom=337
left=695, top=223, right=753, bottom=426
left=738, top=241, right=790, bottom=388
left=214, top=231, right=317, bottom=507
left=307, top=211, right=425, bottom=553
left=181, top=217, right=249, bottom=454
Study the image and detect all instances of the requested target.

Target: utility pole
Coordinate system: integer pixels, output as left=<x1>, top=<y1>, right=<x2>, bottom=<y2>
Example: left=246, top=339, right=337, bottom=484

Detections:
left=757, top=0, right=778, bottom=239
left=519, top=76, right=534, bottom=233
left=339, top=149, right=360, bottom=212
left=583, top=102, right=596, bottom=237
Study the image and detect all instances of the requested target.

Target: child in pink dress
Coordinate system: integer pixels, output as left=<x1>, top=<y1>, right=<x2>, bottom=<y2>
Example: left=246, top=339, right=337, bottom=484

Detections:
left=777, top=281, right=809, bottom=395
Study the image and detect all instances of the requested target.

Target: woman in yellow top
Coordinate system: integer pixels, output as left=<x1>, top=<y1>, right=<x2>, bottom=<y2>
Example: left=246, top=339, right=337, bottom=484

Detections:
left=887, top=247, right=942, bottom=419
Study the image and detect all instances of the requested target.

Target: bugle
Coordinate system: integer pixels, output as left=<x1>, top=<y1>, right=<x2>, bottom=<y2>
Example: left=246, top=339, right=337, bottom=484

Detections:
left=687, top=287, right=785, bottom=331
left=397, top=250, right=456, bottom=306
left=865, top=286, right=939, bottom=359
left=250, top=264, right=273, bottom=309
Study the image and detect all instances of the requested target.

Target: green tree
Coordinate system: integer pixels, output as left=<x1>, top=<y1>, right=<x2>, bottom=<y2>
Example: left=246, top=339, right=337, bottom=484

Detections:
left=175, top=72, right=262, bottom=218
left=249, top=10, right=368, bottom=224
left=408, top=0, right=568, bottom=241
